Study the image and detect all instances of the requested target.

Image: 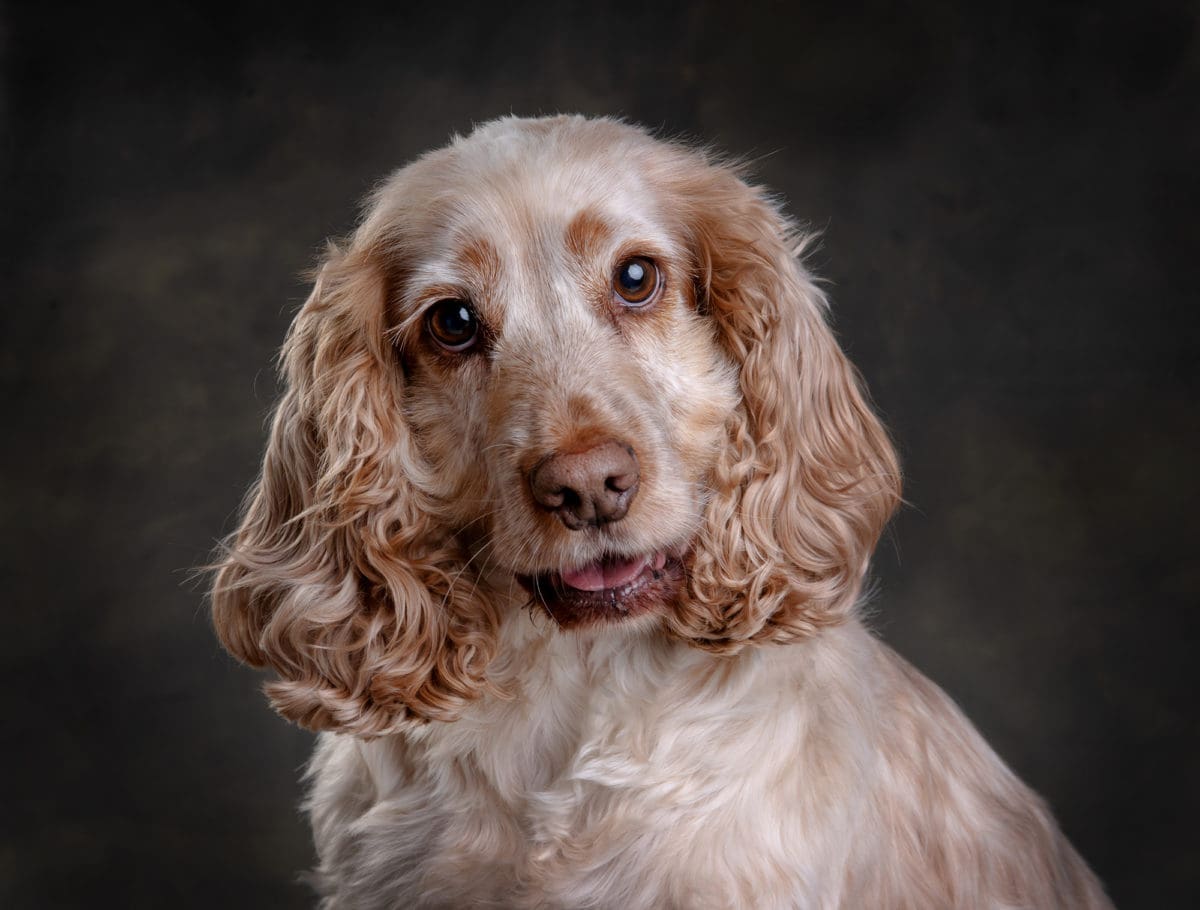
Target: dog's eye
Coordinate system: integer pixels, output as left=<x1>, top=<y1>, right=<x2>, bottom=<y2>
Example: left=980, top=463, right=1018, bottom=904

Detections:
left=426, top=299, right=480, bottom=352
left=613, top=257, right=659, bottom=306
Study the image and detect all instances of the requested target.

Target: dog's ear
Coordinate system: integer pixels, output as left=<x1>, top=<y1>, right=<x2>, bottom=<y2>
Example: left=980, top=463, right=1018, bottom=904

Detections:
left=667, top=160, right=901, bottom=650
left=211, top=240, right=500, bottom=736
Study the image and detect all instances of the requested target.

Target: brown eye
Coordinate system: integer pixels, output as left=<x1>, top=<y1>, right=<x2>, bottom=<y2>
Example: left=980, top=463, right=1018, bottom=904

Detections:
left=613, top=257, right=659, bottom=306
left=426, top=299, right=480, bottom=351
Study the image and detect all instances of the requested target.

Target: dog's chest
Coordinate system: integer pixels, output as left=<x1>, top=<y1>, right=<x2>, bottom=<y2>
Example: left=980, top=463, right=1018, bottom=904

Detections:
left=314, top=637, right=852, bottom=909
left=409, top=684, right=739, bottom=904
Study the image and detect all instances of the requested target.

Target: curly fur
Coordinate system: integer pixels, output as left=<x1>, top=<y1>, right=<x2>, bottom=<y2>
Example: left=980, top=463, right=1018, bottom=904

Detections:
left=211, top=115, right=1112, bottom=908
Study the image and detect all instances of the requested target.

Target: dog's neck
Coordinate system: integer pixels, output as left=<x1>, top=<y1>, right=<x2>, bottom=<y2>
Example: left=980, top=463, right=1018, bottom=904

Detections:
left=398, top=604, right=873, bottom=806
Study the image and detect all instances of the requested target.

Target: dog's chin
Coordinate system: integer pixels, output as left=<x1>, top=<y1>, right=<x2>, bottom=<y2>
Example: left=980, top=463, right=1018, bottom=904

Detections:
left=517, top=550, right=685, bottom=630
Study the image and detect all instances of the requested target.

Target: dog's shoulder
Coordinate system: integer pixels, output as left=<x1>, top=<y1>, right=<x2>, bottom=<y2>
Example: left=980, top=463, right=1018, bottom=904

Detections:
left=304, top=621, right=1111, bottom=909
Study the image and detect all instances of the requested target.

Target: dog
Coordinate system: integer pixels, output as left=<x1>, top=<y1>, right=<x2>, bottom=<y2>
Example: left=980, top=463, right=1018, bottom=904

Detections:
left=211, top=115, right=1113, bottom=909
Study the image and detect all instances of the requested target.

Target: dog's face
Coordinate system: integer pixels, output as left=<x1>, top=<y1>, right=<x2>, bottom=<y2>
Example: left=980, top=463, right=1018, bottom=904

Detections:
left=391, top=121, right=737, bottom=629
left=212, top=116, right=900, bottom=736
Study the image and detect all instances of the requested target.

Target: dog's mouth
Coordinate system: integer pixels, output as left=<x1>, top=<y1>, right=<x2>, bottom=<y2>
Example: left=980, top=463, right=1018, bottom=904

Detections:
left=517, top=551, right=684, bottom=629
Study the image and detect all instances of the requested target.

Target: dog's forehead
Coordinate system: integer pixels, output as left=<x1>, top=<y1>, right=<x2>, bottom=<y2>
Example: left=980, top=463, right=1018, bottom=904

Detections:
left=399, top=127, right=681, bottom=299
left=437, top=160, right=668, bottom=264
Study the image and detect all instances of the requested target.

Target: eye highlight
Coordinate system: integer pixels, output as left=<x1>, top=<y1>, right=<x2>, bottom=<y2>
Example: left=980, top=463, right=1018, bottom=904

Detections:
left=425, top=299, right=480, bottom=352
left=612, top=257, right=659, bottom=306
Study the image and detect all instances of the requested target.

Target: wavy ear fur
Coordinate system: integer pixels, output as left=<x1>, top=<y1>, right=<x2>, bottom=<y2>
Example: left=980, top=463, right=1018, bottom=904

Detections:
left=211, top=244, right=500, bottom=736
left=669, top=162, right=901, bottom=650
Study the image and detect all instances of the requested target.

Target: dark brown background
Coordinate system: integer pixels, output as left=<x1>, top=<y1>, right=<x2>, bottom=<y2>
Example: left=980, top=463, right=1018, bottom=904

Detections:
left=4, top=1, right=1197, bottom=907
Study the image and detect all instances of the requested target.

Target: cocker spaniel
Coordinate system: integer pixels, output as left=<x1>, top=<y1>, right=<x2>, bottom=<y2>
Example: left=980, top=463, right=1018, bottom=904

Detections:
left=212, top=115, right=1112, bottom=909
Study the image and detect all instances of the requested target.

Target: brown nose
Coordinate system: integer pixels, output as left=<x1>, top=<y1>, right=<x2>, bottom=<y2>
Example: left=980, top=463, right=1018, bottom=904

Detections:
left=529, top=441, right=640, bottom=530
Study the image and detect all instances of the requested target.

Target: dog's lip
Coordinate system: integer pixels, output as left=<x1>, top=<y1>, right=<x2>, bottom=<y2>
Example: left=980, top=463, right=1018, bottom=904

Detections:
left=516, top=550, right=671, bottom=596
left=558, top=551, right=667, bottom=592
left=515, top=550, right=682, bottom=628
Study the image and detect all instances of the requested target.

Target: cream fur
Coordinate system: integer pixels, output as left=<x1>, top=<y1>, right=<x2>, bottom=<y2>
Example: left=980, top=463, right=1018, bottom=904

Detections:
left=307, top=616, right=1108, bottom=909
left=212, top=115, right=1113, bottom=908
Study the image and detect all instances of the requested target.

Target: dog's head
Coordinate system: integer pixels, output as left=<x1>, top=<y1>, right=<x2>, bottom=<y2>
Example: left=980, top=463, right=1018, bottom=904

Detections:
left=212, top=116, right=900, bottom=736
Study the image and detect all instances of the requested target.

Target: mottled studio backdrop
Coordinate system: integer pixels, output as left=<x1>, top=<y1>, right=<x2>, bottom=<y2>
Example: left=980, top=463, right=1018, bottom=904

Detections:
left=3, top=1, right=1197, bottom=907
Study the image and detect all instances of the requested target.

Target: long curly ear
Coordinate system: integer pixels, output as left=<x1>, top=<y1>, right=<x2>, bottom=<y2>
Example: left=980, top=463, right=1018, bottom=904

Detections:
left=668, top=162, right=901, bottom=650
left=211, top=244, right=500, bottom=736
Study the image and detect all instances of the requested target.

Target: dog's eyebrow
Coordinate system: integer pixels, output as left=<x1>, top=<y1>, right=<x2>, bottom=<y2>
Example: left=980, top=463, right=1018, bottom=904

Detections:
left=564, top=209, right=614, bottom=263
left=457, top=236, right=502, bottom=285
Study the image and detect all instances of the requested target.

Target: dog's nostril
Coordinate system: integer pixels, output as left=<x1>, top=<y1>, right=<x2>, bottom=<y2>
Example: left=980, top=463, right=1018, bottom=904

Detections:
left=529, top=440, right=640, bottom=529
left=606, top=472, right=637, bottom=493
left=541, top=487, right=568, bottom=509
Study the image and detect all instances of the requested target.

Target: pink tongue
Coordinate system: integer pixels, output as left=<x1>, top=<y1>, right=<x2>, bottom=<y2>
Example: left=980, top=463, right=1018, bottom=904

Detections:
left=560, top=555, right=650, bottom=592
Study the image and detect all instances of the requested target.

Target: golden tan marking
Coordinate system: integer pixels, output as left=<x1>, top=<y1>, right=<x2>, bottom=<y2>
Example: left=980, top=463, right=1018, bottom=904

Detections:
left=564, top=209, right=614, bottom=264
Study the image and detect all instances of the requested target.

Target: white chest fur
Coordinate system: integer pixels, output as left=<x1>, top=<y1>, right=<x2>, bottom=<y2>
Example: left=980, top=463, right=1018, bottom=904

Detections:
left=304, top=615, right=1106, bottom=910
left=305, top=617, right=880, bottom=909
